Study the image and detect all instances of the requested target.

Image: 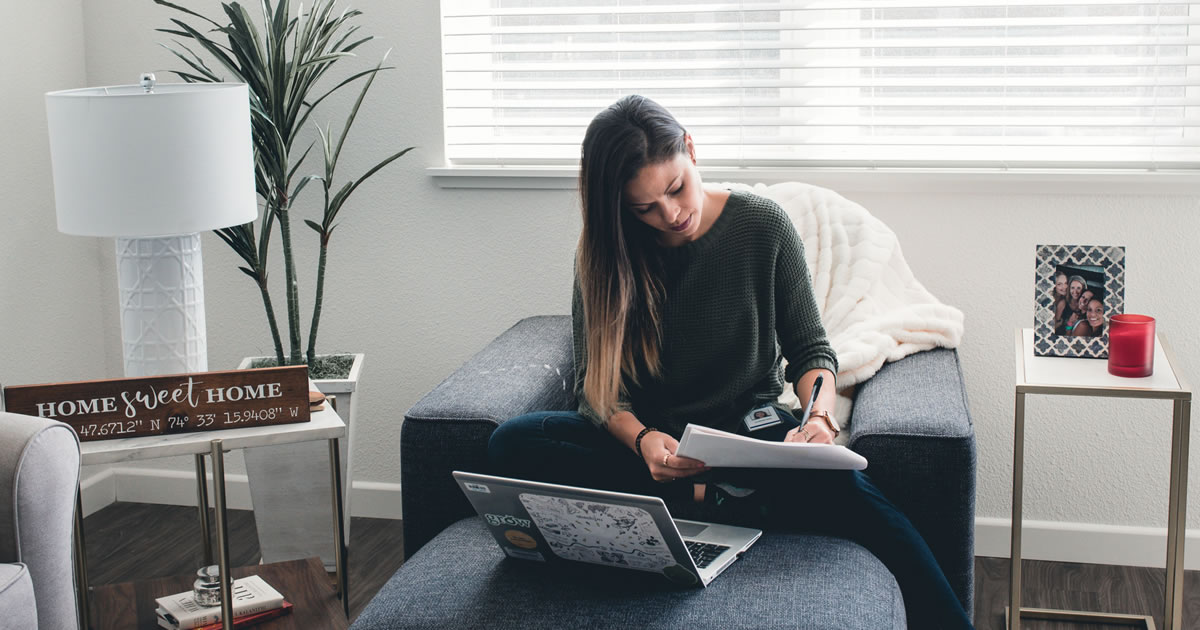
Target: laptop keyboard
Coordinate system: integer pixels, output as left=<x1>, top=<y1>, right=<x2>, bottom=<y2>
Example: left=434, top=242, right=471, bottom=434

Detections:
left=685, top=541, right=731, bottom=569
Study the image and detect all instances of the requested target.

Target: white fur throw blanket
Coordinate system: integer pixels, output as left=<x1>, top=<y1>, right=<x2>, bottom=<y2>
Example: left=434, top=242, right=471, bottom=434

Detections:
left=717, top=182, right=965, bottom=442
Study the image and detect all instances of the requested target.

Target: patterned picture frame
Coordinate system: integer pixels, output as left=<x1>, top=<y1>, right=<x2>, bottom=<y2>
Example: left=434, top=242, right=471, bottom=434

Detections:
left=1034, top=244, right=1125, bottom=358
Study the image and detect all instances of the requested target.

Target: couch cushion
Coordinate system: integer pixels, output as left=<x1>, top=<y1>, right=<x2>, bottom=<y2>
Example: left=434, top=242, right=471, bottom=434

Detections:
left=352, top=517, right=904, bottom=630
left=0, top=563, right=37, bottom=629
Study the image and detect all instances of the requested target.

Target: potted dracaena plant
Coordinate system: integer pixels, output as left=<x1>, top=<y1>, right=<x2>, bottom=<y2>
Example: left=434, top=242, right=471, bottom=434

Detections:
left=155, top=0, right=412, bottom=568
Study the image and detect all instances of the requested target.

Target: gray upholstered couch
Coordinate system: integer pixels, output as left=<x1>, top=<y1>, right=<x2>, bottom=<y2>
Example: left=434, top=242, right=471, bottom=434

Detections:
left=352, top=316, right=975, bottom=629
left=0, top=412, right=81, bottom=630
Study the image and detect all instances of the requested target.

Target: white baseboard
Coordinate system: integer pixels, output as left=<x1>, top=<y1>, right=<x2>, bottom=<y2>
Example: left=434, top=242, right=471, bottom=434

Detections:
left=114, top=467, right=256, bottom=511
left=975, top=516, right=1200, bottom=570
left=350, top=480, right=404, bottom=519
left=80, top=469, right=116, bottom=517
left=80, top=467, right=403, bottom=520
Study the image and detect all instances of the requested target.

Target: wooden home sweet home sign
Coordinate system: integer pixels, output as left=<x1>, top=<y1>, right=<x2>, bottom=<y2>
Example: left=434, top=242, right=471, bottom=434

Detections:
left=2, top=366, right=310, bottom=442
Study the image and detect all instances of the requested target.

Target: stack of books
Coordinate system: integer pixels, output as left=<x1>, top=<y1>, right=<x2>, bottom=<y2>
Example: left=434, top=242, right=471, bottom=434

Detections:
left=155, top=575, right=292, bottom=630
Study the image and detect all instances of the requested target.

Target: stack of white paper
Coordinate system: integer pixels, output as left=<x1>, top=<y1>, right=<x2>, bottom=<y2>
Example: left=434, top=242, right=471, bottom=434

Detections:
left=675, top=424, right=867, bottom=470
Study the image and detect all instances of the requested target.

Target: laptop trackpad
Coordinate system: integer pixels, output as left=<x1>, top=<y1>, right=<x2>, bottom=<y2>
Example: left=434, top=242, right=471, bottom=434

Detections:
left=675, top=520, right=708, bottom=537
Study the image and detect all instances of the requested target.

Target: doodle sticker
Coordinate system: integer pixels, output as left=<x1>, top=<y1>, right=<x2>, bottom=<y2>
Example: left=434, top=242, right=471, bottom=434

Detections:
left=518, top=493, right=675, bottom=572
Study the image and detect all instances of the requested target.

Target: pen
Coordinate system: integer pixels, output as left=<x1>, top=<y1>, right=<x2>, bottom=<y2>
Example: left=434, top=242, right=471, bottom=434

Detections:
left=797, top=375, right=823, bottom=428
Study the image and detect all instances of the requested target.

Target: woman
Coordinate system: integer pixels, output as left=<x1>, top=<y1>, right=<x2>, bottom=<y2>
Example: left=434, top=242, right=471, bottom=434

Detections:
left=1069, top=288, right=1095, bottom=335
left=1052, top=272, right=1069, bottom=331
left=1059, top=275, right=1087, bottom=334
left=1073, top=298, right=1105, bottom=337
left=488, top=95, right=974, bottom=629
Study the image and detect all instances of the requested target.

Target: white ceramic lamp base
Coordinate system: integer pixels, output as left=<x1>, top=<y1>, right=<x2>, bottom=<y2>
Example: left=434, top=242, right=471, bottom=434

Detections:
left=116, top=234, right=208, bottom=378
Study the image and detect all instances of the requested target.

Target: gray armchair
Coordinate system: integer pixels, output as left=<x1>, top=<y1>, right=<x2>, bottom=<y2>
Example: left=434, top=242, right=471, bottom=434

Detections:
left=0, top=412, right=82, bottom=630
left=354, top=316, right=975, bottom=629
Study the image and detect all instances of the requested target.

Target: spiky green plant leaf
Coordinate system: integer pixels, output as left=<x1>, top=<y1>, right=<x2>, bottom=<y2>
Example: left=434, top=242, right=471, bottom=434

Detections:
left=155, top=0, right=411, bottom=365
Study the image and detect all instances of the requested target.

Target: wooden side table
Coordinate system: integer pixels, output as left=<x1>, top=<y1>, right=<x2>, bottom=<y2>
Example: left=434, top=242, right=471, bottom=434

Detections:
left=1009, top=328, right=1192, bottom=630
left=91, top=557, right=347, bottom=629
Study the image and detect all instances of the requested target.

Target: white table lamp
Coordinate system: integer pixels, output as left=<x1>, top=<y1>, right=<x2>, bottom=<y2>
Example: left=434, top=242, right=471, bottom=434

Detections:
left=45, top=76, right=256, bottom=377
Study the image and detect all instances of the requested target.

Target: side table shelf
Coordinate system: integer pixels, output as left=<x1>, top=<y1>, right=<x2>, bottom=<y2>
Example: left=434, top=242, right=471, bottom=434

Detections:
left=1009, top=328, right=1192, bottom=630
left=91, top=557, right=347, bottom=629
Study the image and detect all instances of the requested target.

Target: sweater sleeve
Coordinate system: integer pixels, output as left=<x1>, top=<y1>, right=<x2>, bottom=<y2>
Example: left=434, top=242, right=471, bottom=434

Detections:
left=773, top=211, right=839, bottom=383
left=572, top=273, right=631, bottom=428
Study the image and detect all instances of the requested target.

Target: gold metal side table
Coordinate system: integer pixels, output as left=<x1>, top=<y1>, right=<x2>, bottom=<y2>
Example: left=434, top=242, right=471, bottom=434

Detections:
left=73, top=397, right=350, bottom=630
left=1009, top=328, right=1192, bottom=630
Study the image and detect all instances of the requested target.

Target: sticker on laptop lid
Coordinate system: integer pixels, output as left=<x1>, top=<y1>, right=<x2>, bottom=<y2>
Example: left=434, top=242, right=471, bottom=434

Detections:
left=464, top=482, right=491, bottom=493
left=743, top=405, right=782, bottom=431
left=485, top=513, right=532, bottom=528
left=505, top=530, right=539, bottom=549
left=518, top=493, right=675, bottom=572
left=503, top=547, right=545, bottom=562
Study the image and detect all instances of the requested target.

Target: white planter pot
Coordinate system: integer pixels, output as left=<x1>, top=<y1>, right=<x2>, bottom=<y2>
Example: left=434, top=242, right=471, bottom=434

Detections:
left=239, top=353, right=362, bottom=571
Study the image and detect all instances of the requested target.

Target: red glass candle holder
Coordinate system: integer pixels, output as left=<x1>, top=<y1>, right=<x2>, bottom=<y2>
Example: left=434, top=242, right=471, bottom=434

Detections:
left=1107, top=314, right=1156, bottom=377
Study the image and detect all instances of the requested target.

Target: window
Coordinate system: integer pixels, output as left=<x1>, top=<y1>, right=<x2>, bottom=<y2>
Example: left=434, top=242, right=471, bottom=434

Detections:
left=442, top=1, right=1200, bottom=170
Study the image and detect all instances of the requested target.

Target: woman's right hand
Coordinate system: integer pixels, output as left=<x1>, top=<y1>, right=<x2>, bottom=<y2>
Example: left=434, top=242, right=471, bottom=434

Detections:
left=640, top=431, right=708, bottom=482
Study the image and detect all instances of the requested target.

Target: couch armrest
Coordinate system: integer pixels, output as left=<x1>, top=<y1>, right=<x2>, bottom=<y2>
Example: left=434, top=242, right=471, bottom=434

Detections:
left=0, top=413, right=81, bottom=630
left=849, top=348, right=976, bottom=617
left=402, top=316, right=575, bottom=558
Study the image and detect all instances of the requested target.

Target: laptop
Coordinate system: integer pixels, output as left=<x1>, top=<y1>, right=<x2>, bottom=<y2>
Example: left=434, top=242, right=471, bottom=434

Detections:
left=452, top=471, right=762, bottom=587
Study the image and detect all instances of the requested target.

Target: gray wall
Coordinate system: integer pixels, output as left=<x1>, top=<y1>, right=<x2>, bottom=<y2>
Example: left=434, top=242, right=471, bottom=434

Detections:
left=5, top=0, right=1200, bottom=565
left=1, top=1, right=121, bottom=403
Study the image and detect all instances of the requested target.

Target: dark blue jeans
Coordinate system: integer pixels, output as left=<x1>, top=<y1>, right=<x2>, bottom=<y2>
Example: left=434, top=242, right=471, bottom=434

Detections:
left=488, top=411, right=974, bottom=630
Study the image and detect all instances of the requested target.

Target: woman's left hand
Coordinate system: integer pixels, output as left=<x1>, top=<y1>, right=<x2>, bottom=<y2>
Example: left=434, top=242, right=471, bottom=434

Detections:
left=785, top=422, right=834, bottom=444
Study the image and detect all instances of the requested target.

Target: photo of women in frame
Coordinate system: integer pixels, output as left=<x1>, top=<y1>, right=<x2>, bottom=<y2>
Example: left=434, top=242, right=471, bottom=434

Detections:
left=1052, top=266, right=1105, bottom=337
left=1034, top=244, right=1126, bottom=358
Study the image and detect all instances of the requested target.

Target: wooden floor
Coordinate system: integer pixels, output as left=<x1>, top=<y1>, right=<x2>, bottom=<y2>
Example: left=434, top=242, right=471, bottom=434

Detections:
left=974, top=556, right=1200, bottom=630
left=85, top=502, right=1199, bottom=629
left=81, top=502, right=404, bottom=623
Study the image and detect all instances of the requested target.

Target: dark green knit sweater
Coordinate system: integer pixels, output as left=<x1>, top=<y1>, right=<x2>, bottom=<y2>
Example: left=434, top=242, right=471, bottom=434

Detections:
left=573, top=189, right=838, bottom=437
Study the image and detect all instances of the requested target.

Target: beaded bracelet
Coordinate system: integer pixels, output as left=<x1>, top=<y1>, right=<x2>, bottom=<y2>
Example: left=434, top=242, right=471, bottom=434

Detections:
left=634, top=426, right=659, bottom=458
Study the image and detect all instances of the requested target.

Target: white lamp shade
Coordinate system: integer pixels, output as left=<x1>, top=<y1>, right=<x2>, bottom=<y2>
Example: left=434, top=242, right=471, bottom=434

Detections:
left=45, top=82, right=257, bottom=237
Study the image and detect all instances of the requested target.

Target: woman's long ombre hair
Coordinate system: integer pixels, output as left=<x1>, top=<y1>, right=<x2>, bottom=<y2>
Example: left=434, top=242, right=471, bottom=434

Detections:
left=577, top=95, right=689, bottom=420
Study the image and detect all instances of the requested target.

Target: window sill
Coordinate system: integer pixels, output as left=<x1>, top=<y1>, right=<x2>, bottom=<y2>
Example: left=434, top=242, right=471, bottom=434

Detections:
left=429, top=166, right=1200, bottom=195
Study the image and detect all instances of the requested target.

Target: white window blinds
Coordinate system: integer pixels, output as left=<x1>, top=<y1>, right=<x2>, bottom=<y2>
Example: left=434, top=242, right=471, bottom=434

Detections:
left=441, top=1, right=1200, bottom=169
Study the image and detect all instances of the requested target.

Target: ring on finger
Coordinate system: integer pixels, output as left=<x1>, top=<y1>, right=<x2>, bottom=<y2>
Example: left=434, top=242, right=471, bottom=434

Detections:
left=800, top=428, right=811, bottom=442
left=662, top=453, right=670, bottom=467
